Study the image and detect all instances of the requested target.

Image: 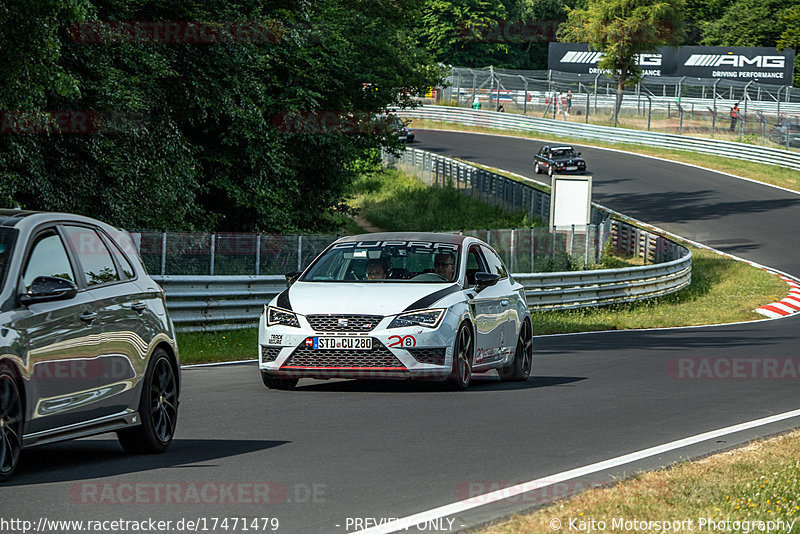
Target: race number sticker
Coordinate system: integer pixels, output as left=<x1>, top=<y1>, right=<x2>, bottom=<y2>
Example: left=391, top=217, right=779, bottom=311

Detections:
left=387, top=335, right=416, bottom=348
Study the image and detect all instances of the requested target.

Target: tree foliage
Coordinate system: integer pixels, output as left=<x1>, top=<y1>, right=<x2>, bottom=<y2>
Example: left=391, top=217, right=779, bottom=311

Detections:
left=0, top=0, right=442, bottom=232
left=558, top=0, right=685, bottom=120
left=777, top=5, right=800, bottom=86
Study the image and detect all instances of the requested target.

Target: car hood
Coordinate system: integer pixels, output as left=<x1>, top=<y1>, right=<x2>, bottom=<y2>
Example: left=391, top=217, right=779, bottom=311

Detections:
left=283, top=281, right=460, bottom=316
left=552, top=156, right=585, bottom=164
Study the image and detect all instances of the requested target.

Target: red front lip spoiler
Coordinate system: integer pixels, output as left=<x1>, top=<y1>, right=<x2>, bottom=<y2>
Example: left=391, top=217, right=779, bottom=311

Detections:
left=266, top=366, right=451, bottom=381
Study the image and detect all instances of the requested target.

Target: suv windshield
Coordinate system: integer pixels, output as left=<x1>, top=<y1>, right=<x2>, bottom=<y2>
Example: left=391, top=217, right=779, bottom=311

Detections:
left=0, top=228, right=18, bottom=292
left=302, top=240, right=460, bottom=283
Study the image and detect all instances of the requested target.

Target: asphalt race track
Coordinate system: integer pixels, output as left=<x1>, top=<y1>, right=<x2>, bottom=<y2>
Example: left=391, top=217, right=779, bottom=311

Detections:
left=2, top=130, right=799, bottom=533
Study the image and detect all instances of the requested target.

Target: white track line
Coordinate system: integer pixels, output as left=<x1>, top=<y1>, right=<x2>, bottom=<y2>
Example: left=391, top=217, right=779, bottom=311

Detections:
left=352, top=408, right=800, bottom=534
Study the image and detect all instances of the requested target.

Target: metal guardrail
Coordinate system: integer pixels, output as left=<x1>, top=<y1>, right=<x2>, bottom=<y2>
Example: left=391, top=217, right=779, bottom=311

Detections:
left=156, top=149, right=691, bottom=331
left=396, top=106, right=800, bottom=171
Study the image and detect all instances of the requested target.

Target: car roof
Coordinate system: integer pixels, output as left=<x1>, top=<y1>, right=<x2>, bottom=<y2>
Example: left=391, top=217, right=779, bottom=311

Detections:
left=0, top=209, right=122, bottom=233
left=336, top=232, right=468, bottom=245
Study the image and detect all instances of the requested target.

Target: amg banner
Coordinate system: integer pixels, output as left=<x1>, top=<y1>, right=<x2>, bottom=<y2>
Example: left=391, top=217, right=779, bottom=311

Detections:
left=549, top=43, right=795, bottom=85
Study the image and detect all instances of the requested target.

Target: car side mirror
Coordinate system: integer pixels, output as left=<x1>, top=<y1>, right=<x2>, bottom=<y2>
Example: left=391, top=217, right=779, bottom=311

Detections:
left=473, top=272, right=500, bottom=291
left=577, top=152, right=582, bottom=156
left=19, top=276, right=78, bottom=305
left=285, top=271, right=300, bottom=287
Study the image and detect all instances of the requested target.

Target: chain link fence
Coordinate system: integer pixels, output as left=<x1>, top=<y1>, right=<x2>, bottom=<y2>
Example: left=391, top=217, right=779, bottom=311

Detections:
left=439, top=67, right=799, bottom=149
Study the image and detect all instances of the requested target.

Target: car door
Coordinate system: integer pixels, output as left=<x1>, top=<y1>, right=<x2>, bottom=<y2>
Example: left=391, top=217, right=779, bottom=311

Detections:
left=61, top=225, right=148, bottom=417
left=466, top=245, right=505, bottom=368
left=480, top=245, right=521, bottom=360
left=10, top=227, right=104, bottom=434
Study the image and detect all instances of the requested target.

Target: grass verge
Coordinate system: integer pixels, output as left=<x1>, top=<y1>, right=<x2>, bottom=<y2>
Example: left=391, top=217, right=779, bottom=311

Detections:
left=348, top=167, right=543, bottom=231
left=478, top=429, right=800, bottom=534
left=533, top=246, right=788, bottom=335
left=410, top=119, right=800, bottom=193
left=178, top=328, right=258, bottom=365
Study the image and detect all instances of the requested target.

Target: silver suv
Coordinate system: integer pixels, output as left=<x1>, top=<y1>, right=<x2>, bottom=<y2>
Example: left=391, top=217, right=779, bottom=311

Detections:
left=0, top=210, right=180, bottom=481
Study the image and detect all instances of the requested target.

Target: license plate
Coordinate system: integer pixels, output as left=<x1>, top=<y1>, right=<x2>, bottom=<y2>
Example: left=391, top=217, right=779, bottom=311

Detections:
left=313, top=337, right=372, bottom=350
left=566, top=166, right=578, bottom=171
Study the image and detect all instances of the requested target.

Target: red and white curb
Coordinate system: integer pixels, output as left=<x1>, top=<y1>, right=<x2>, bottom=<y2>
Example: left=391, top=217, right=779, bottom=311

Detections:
left=756, top=274, right=800, bottom=318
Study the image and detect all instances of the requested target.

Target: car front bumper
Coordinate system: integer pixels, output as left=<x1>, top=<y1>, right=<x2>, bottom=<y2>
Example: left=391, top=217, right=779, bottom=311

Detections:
left=258, top=312, right=460, bottom=381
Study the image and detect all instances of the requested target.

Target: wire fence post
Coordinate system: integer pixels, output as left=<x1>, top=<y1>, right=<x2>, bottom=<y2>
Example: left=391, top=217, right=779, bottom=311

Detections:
left=530, top=227, right=535, bottom=273
left=160, top=231, right=167, bottom=276
left=255, top=234, right=261, bottom=276
left=209, top=233, right=215, bottom=276
left=297, top=235, right=303, bottom=272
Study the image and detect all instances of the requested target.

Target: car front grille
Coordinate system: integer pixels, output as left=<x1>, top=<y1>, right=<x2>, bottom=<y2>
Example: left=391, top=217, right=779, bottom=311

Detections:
left=282, top=340, right=404, bottom=369
left=306, top=314, right=383, bottom=332
left=261, top=346, right=282, bottom=363
left=407, top=348, right=447, bottom=366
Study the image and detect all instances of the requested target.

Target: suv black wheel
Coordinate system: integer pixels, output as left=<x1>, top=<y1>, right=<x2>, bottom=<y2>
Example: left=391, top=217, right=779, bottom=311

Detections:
left=0, top=365, right=22, bottom=482
left=117, top=349, right=178, bottom=454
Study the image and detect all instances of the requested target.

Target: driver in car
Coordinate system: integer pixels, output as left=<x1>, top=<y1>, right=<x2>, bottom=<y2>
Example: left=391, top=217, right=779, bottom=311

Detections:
left=433, top=253, right=456, bottom=281
left=366, top=258, right=389, bottom=280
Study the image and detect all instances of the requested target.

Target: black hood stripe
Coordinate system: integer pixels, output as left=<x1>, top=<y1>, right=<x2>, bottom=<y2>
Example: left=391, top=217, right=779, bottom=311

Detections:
left=403, top=284, right=461, bottom=312
left=276, top=289, right=292, bottom=311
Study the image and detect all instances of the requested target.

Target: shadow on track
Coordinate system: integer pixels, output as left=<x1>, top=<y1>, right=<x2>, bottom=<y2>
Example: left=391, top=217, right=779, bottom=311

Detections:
left=9, top=439, right=288, bottom=486
left=292, top=375, right=585, bottom=393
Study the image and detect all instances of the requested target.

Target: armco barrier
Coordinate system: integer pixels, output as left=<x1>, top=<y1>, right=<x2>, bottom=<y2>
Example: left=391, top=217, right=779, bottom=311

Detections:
left=155, top=150, right=691, bottom=331
left=395, top=106, right=800, bottom=171
left=156, top=232, right=690, bottom=331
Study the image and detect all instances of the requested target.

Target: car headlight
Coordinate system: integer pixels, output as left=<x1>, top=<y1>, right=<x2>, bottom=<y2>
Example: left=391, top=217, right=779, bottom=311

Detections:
left=266, top=306, right=300, bottom=328
left=389, top=308, right=445, bottom=329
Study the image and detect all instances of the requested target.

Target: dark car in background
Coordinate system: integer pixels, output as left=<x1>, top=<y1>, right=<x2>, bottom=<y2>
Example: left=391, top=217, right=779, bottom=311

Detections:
left=0, top=210, right=180, bottom=481
left=392, top=116, right=415, bottom=143
left=769, top=118, right=800, bottom=147
left=534, top=145, right=587, bottom=176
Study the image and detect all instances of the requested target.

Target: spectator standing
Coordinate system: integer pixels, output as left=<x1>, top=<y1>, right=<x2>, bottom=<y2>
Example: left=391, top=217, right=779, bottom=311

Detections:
left=472, top=99, right=481, bottom=110
left=730, top=103, right=740, bottom=132
left=566, top=90, right=573, bottom=116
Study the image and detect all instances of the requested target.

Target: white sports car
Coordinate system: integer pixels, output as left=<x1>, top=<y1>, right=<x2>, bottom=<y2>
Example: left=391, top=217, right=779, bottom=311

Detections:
left=258, top=232, right=532, bottom=390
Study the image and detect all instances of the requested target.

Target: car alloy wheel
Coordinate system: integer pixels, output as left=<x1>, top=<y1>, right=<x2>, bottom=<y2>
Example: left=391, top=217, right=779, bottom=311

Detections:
left=498, top=319, right=532, bottom=382
left=449, top=323, right=474, bottom=390
left=0, top=366, right=22, bottom=482
left=535, top=162, right=541, bottom=174
left=117, top=349, right=178, bottom=453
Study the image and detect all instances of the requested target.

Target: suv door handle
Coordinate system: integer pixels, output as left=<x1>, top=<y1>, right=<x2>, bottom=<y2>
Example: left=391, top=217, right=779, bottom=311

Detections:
left=79, top=311, right=98, bottom=323
left=130, top=302, right=147, bottom=312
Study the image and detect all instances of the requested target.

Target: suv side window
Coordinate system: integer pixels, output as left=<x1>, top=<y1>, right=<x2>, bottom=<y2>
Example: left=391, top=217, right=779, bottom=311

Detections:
left=63, top=226, right=120, bottom=286
left=104, top=234, right=136, bottom=279
left=480, top=246, right=508, bottom=280
left=23, top=232, right=75, bottom=290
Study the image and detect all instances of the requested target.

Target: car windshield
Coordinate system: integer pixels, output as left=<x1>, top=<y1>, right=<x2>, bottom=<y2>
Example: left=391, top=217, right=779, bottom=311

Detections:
left=302, top=240, right=460, bottom=283
left=0, top=228, right=18, bottom=292
left=550, top=148, right=577, bottom=158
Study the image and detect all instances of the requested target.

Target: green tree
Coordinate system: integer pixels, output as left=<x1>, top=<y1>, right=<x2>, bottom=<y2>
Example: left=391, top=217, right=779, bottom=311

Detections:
left=415, top=0, right=512, bottom=67
left=777, top=5, right=800, bottom=87
left=0, top=0, right=442, bottom=232
left=558, top=0, right=685, bottom=122
left=700, top=0, right=798, bottom=48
